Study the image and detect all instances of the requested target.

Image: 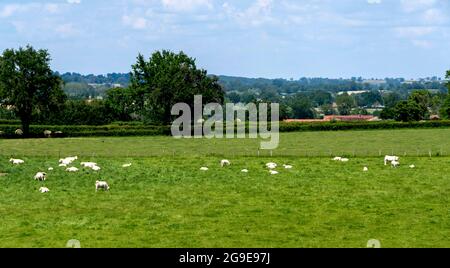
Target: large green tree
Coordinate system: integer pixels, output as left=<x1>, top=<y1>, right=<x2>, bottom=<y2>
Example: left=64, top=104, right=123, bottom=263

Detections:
left=0, top=45, right=65, bottom=136
left=130, top=50, right=224, bottom=124
left=336, top=93, right=356, bottom=115
left=288, top=93, right=316, bottom=119
left=408, top=90, right=431, bottom=118
left=393, top=100, right=424, bottom=122
left=105, top=87, right=135, bottom=121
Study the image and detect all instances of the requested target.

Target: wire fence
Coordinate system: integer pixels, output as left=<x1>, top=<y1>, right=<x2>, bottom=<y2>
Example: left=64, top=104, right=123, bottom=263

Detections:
left=0, top=147, right=448, bottom=159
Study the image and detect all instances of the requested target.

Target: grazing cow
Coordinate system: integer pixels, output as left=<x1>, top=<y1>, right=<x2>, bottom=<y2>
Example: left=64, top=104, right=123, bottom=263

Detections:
left=10, top=158, right=25, bottom=165
left=91, top=166, right=101, bottom=171
left=59, top=156, right=78, bottom=165
left=39, top=187, right=50, bottom=193
left=44, top=130, right=52, bottom=138
left=34, top=172, right=47, bottom=181
left=96, top=181, right=110, bottom=192
left=266, top=163, right=277, bottom=169
left=384, top=155, right=399, bottom=166
left=81, top=162, right=97, bottom=168
left=66, top=167, right=79, bottom=172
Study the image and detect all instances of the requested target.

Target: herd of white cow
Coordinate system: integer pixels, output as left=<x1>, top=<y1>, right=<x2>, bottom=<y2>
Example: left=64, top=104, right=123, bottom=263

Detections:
left=201, top=155, right=415, bottom=175
left=8, top=156, right=134, bottom=193
left=7, top=154, right=415, bottom=194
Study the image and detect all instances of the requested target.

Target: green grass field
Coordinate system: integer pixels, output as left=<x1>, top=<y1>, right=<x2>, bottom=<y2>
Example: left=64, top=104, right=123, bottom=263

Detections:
left=0, top=128, right=450, bottom=248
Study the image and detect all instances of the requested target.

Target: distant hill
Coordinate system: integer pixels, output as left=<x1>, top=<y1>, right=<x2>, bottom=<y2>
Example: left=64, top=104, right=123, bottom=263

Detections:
left=56, top=72, right=448, bottom=99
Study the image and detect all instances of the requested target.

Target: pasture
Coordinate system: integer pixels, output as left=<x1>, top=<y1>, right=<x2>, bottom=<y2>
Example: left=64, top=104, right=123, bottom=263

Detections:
left=0, top=128, right=450, bottom=248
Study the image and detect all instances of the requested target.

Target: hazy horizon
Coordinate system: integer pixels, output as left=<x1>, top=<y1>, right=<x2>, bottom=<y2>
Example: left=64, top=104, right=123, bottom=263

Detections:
left=1, top=0, right=449, bottom=79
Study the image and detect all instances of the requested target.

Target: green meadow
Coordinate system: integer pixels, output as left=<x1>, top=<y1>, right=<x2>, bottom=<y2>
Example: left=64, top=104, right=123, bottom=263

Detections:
left=0, top=128, right=449, bottom=248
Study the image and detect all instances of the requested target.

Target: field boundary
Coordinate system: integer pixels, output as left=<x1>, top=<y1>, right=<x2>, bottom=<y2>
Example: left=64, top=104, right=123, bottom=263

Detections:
left=1, top=120, right=450, bottom=139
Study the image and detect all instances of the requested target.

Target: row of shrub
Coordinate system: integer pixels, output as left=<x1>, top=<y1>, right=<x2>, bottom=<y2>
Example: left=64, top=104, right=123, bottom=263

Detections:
left=1, top=120, right=450, bottom=138
left=0, top=119, right=20, bottom=125
left=0, top=124, right=171, bottom=138
left=278, top=120, right=450, bottom=132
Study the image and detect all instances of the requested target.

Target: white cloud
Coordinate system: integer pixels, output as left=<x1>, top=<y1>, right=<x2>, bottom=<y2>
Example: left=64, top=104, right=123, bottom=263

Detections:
left=400, top=0, right=436, bottom=12
left=45, top=4, right=60, bottom=14
left=161, top=0, right=213, bottom=12
left=55, top=23, right=77, bottom=37
left=122, top=15, right=148, bottom=30
left=367, top=0, right=382, bottom=5
left=67, top=0, right=82, bottom=4
left=422, top=8, right=448, bottom=24
left=0, top=4, right=33, bottom=18
left=394, top=26, right=436, bottom=37
left=412, top=40, right=433, bottom=48
left=223, top=0, right=275, bottom=27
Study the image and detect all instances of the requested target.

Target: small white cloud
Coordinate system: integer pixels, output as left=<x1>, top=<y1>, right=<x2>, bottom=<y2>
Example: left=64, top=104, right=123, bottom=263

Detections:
left=400, top=0, right=436, bottom=13
left=422, top=8, right=448, bottom=25
left=367, top=0, right=382, bottom=5
left=55, top=23, right=77, bottom=37
left=412, top=40, right=433, bottom=48
left=67, top=0, right=82, bottom=4
left=45, top=4, right=60, bottom=14
left=394, top=26, right=436, bottom=37
left=161, top=0, right=212, bottom=12
left=0, top=4, right=33, bottom=18
left=122, top=15, right=148, bottom=30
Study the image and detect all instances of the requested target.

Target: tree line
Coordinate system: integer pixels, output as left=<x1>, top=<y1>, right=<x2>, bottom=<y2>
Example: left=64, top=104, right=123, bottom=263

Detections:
left=0, top=45, right=449, bottom=137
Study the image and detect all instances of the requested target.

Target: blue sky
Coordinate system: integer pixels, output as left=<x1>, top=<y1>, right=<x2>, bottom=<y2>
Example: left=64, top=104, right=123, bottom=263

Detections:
left=0, top=0, right=449, bottom=79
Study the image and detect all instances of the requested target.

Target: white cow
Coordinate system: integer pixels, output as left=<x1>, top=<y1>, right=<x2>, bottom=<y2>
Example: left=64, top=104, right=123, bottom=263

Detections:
left=391, top=160, right=400, bottom=168
left=34, top=172, right=47, bottom=181
left=59, top=156, right=78, bottom=165
left=221, top=160, right=231, bottom=167
left=66, top=167, right=79, bottom=172
left=10, top=158, right=25, bottom=165
left=96, top=181, right=110, bottom=192
left=81, top=162, right=98, bottom=168
left=266, top=163, right=277, bottom=169
left=39, top=187, right=50, bottom=193
left=384, top=155, right=399, bottom=166
left=91, top=166, right=101, bottom=171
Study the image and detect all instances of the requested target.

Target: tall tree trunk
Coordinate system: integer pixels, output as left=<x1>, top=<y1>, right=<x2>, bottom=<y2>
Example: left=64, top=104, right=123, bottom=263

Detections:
left=20, top=116, right=31, bottom=138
